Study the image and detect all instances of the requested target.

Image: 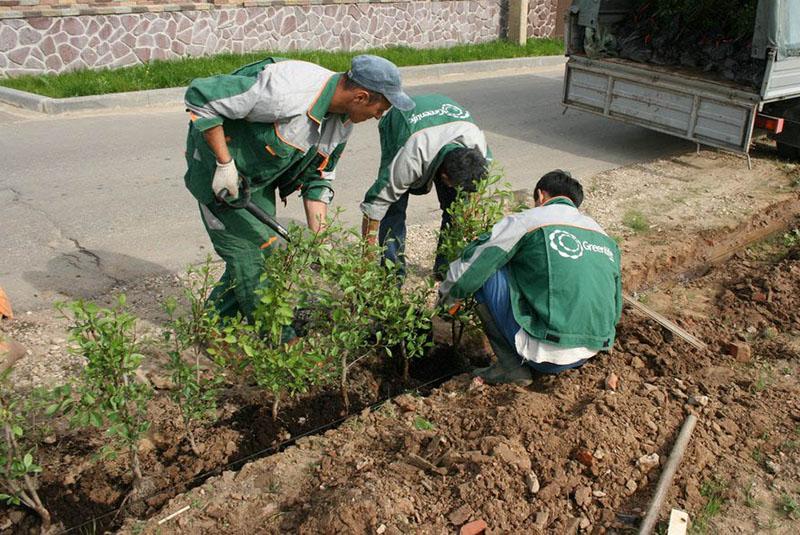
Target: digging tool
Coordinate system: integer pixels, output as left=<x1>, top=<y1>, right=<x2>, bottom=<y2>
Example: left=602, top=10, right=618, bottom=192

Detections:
left=623, top=294, right=707, bottom=351
left=638, top=413, right=698, bottom=535
left=218, top=176, right=291, bottom=245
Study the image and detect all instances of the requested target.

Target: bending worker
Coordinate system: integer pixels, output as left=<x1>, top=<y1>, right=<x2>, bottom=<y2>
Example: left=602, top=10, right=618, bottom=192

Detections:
left=438, top=170, right=622, bottom=386
left=360, top=93, right=490, bottom=280
left=183, top=55, right=413, bottom=319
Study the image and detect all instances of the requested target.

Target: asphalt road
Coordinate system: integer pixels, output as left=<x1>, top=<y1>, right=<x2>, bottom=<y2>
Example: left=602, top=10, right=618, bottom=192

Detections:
left=0, top=64, right=691, bottom=312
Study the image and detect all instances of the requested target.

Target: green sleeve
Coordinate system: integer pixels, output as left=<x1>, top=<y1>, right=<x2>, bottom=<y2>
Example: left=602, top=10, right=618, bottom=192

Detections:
left=361, top=110, right=412, bottom=212
left=300, top=142, right=347, bottom=204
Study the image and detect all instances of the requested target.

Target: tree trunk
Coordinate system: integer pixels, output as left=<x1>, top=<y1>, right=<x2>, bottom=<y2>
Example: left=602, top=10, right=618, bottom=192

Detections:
left=340, top=354, right=349, bottom=414
left=401, top=341, right=409, bottom=383
left=187, top=426, right=201, bottom=456
left=271, top=393, right=281, bottom=422
left=129, top=448, right=143, bottom=490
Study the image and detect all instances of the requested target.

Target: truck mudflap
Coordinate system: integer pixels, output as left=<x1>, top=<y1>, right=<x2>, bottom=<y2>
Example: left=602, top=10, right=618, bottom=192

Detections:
left=563, top=55, right=761, bottom=154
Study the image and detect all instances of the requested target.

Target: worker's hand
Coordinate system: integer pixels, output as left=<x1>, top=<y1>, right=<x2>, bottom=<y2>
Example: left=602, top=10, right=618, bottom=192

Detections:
left=212, top=159, right=239, bottom=200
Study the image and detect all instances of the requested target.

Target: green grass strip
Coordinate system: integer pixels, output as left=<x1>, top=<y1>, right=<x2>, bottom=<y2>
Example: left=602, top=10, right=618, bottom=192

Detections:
left=0, top=38, right=563, bottom=98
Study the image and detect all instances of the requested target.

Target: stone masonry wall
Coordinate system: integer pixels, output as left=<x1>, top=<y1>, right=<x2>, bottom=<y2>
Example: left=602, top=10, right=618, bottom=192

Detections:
left=0, top=1, right=558, bottom=77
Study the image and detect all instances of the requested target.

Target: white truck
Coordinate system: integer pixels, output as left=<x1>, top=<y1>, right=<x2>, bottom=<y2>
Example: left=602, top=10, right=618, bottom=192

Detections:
left=561, top=0, right=800, bottom=161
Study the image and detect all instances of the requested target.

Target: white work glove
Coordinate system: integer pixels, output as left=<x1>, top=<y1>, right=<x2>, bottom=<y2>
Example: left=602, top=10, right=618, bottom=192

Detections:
left=212, top=159, right=239, bottom=200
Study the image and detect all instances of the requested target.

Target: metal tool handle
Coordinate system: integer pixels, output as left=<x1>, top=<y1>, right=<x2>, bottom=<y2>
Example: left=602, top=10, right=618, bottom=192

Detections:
left=218, top=177, right=291, bottom=243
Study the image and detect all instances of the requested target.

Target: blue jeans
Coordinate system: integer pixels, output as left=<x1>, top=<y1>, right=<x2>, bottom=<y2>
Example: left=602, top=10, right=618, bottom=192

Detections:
left=379, top=178, right=457, bottom=281
left=475, top=268, right=588, bottom=375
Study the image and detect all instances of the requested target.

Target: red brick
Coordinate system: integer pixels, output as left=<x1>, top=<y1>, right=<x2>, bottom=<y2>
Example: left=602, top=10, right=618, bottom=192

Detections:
left=460, top=519, right=488, bottom=535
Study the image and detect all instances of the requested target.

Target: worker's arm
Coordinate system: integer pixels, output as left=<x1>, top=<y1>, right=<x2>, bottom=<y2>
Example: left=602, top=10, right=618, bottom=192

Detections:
left=304, top=199, right=327, bottom=233
left=202, top=125, right=232, bottom=164
left=361, top=214, right=380, bottom=245
left=438, top=214, right=528, bottom=308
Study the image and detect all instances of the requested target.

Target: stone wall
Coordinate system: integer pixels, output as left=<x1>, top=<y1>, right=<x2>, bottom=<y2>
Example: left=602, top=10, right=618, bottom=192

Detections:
left=0, top=1, right=558, bottom=77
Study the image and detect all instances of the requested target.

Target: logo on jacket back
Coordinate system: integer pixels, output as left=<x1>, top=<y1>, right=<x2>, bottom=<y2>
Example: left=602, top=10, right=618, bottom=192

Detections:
left=408, top=103, right=470, bottom=125
left=548, top=229, right=615, bottom=263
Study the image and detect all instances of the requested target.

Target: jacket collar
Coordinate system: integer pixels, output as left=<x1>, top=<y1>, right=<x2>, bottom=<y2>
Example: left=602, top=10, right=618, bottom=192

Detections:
left=307, top=73, right=343, bottom=125
left=543, top=196, right=577, bottom=208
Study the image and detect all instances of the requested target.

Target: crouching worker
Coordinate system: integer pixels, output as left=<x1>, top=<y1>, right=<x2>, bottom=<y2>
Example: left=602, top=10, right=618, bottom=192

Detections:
left=438, top=170, right=622, bottom=386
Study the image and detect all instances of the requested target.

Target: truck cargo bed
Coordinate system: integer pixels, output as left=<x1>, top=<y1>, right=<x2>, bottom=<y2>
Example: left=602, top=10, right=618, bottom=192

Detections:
left=563, top=55, right=761, bottom=154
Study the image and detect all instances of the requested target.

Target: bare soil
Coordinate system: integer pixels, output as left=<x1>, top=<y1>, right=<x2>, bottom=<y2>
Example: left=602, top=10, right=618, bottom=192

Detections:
left=2, top=144, right=800, bottom=534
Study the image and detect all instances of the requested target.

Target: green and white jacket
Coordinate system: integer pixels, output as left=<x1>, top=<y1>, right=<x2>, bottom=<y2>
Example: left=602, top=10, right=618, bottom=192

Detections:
left=440, top=197, right=623, bottom=354
left=361, top=94, right=489, bottom=221
left=184, top=58, right=352, bottom=206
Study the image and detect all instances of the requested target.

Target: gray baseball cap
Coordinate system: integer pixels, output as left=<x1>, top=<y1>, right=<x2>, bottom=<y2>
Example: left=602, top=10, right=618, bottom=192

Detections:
left=348, top=55, right=415, bottom=111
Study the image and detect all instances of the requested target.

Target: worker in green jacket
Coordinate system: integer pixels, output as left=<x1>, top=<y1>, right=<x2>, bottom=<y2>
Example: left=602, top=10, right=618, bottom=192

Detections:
left=184, top=55, right=413, bottom=320
left=360, top=94, right=490, bottom=281
left=439, top=170, right=622, bottom=386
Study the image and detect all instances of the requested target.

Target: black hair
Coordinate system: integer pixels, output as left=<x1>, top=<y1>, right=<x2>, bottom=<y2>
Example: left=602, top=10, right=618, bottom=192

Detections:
left=342, top=73, right=384, bottom=104
left=534, top=169, right=584, bottom=207
left=439, top=147, right=488, bottom=192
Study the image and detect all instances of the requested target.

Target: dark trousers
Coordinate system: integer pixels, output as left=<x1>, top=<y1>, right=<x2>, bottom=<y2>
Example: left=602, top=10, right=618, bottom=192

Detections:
left=378, top=177, right=457, bottom=281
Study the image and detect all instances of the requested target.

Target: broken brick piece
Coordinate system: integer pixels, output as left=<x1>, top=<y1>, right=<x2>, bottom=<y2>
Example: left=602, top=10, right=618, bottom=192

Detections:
left=575, top=448, right=594, bottom=467
left=460, top=519, right=488, bottom=535
left=725, top=341, right=751, bottom=362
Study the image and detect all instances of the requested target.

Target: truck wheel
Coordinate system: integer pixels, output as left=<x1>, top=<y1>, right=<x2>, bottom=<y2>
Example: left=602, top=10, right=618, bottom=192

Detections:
left=777, top=141, right=800, bottom=160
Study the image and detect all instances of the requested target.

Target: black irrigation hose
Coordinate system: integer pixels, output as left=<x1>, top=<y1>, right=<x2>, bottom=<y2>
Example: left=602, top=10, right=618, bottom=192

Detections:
left=56, top=369, right=460, bottom=534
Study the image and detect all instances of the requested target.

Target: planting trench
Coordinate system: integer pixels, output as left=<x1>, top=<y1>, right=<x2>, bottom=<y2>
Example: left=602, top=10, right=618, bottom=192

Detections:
left=1, top=148, right=799, bottom=534
left=113, top=215, right=800, bottom=535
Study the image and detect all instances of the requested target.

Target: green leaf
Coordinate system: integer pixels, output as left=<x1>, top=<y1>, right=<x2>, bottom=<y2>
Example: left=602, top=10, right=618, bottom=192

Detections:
left=23, top=453, right=33, bottom=467
left=11, top=425, right=23, bottom=437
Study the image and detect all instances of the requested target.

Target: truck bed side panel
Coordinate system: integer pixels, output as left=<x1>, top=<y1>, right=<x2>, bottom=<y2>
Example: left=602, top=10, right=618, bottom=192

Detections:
left=762, top=56, right=800, bottom=101
left=563, top=58, right=759, bottom=153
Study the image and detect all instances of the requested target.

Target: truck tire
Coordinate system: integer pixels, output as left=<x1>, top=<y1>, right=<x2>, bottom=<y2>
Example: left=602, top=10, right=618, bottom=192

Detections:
left=777, top=141, right=800, bottom=160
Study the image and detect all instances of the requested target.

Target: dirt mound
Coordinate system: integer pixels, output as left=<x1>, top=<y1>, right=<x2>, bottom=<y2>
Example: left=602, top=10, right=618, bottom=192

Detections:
left=119, top=239, right=800, bottom=534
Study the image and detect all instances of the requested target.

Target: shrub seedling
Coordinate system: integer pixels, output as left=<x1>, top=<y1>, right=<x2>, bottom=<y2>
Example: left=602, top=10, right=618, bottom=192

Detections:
left=58, top=295, right=152, bottom=492
left=0, top=362, right=51, bottom=532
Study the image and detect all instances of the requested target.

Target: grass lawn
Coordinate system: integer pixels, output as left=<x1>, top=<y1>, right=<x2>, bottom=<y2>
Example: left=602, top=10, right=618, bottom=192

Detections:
left=0, top=38, right=563, bottom=98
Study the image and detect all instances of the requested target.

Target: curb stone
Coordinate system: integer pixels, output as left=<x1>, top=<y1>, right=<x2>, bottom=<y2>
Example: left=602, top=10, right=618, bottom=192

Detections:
left=0, top=55, right=566, bottom=114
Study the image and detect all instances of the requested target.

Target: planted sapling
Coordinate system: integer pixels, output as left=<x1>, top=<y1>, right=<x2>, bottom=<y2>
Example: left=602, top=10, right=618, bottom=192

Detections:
left=58, top=295, right=152, bottom=493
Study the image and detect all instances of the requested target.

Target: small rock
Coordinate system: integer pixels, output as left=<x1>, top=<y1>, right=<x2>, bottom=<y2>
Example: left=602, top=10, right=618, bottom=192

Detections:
left=574, top=486, right=592, bottom=507
left=637, top=453, right=660, bottom=472
left=689, top=395, right=709, bottom=407
left=645, top=420, right=658, bottom=433
left=626, top=479, right=638, bottom=493
left=765, top=460, right=781, bottom=474
left=592, top=490, right=607, bottom=497
left=394, top=394, right=417, bottom=413
left=579, top=516, right=591, bottom=530
left=377, top=524, right=387, bottom=534
left=671, top=387, right=688, bottom=400
left=605, top=373, right=619, bottom=390
left=534, top=511, right=549, bottom=528
left=448, top=504, right=473, bottom=526
left=43, top=435, right=57, bottom=445
left=642, top=383, right=658, bottom=393
left=593, top=448, right=606, bottom=460
left=525, top=471, right=540, bottom=494
left=631, top=356, right=645, bottom=369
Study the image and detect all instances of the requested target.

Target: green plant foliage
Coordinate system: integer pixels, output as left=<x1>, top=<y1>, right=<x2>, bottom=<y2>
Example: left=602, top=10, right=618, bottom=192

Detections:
left=0, top=364, right=52, bottom=531
left=413, top=416, right=435, bottom=431
left=436, top=166, right=518, bottom=344
left=58, top=295, right=152, bottom=490
left=163, top=258, right=226, bottom=455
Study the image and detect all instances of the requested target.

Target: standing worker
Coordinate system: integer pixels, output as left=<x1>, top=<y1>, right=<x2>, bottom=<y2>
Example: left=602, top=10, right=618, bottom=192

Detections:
left=360, top=94, right=490, bottom=281
left=439, top=170, right=622, bottom=386
left=184, top=55, right=414, bottom=319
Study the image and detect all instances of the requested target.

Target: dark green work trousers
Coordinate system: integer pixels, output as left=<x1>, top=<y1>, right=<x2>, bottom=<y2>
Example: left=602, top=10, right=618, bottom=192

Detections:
left=199, top=186, right=277, bottom=319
